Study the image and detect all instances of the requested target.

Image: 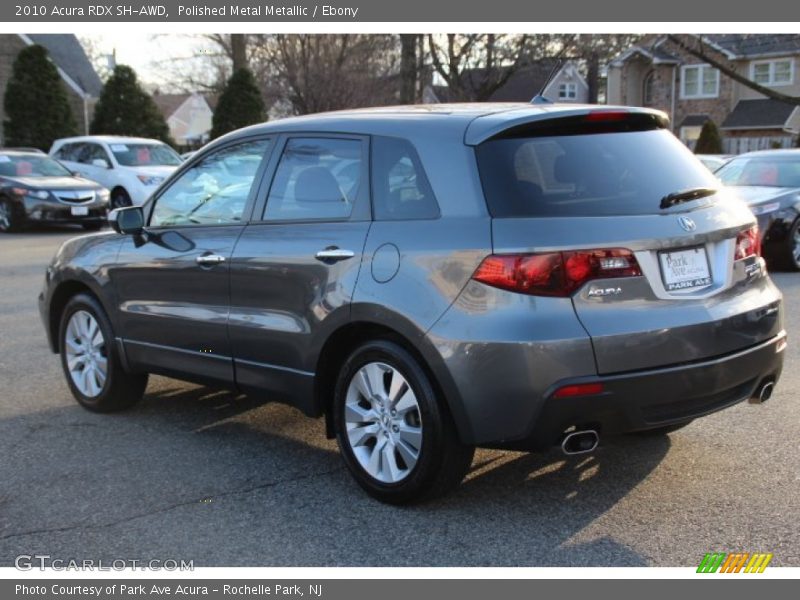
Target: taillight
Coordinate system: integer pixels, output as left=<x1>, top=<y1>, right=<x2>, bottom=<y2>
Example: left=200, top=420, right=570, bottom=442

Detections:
left=584, top=110, right=629, bottom=122
left=734, top=226, right=760, bottom=260
left=472, top=248, right=641, bottom=297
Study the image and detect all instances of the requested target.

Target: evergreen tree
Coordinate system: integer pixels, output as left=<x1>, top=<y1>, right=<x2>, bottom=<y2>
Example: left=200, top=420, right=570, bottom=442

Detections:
left=91, top=65, right=173, bottom=144
left=2, top=45, right=77, bottom=151
left=694, top=120, right=723, bottom=154
left=210, top=68, right=265, bottom=139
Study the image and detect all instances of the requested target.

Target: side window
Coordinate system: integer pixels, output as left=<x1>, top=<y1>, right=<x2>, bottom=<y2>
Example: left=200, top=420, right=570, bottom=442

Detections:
left=150, top=139, right=270, bottom=227
left=263, top=138, right=362, bottom=221
left=371, top=136, right=439, bottom=220
left=55, top=143, right=83, bottom=161
left=77, top=143, right=110, bottom=165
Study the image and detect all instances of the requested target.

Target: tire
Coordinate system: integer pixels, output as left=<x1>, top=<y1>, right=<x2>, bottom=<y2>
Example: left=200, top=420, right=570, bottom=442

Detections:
left=333, top=340, right=474, bottom=504
left=633, top=420, right=693, bottom=436
left=82, top=222, right=104, bottom=231
left=58, top=293, right=148, bottom=412
left=110, top=188, right=132, bottom=209
left=0, top=197, right=24, bottom=233
left=781, top=217, right=800, bottom=272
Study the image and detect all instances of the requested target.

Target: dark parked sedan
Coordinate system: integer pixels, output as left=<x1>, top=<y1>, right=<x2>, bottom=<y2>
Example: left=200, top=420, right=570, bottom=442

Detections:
left=716, top=149, right=800, bottom=270
left=0, top=150, right=109, bottom=232
left=39, top=104, right=785, bottom=503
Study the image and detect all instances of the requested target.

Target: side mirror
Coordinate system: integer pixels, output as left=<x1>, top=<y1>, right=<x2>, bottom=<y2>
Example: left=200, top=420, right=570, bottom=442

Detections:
left=92, top=158, right=110, bottom=169
left=108, top=206, right=144, bottom=235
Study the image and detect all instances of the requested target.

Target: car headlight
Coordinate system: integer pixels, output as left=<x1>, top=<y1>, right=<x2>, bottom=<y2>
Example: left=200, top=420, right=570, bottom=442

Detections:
left=11, top=188, right=49, bottom=200
left=96, top=189, right=110, bottom=202
left=750, top=202, right=781, bottom=216
left=137, top=175, right=165, bottom=186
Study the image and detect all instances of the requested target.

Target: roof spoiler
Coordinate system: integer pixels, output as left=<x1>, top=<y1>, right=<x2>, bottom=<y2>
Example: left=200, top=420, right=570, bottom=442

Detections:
left=464, top=107, right=670, bottom=146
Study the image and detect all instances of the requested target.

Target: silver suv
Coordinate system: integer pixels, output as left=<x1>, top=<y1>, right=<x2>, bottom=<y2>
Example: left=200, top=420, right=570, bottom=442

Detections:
left=39, top=104, right=785, bottom=503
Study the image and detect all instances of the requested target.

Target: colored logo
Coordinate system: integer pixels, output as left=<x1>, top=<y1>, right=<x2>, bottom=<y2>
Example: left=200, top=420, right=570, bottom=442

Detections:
left=697, top=552, right=773, bottom=573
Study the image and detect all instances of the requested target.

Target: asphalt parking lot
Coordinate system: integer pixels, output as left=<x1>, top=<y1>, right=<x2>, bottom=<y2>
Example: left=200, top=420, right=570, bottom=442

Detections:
left=0, top=227, right=798, bottom=567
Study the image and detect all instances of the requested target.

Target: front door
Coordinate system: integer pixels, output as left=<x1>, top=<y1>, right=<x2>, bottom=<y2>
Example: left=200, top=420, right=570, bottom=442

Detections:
left=110, top=137, right=273, bottom=385
left=229, top=135, right=371, bottom=413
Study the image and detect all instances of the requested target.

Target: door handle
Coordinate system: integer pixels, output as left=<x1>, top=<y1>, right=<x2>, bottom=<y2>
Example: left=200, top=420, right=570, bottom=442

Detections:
left=196, top=254, right=226, bottom=265
left=315, top=247, right=355, bottom=263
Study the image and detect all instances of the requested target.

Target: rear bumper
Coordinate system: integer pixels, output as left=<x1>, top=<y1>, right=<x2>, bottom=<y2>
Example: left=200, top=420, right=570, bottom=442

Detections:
left=502, top=331, right=786, bottom=450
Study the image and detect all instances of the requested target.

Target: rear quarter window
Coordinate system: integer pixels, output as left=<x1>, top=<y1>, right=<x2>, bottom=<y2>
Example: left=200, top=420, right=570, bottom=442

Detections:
left=371, top=136, right=439, bottom=220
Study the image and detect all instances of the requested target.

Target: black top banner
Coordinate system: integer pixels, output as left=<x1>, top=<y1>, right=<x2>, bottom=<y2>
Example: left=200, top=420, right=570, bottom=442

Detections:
left=4, top=0, right=800, bottom=22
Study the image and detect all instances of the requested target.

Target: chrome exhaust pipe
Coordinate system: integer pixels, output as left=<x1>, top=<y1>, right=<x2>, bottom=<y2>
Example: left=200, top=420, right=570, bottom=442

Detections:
left=561, top=430, right=599, bottom=455
left=750, top=380, right=775, bottom=404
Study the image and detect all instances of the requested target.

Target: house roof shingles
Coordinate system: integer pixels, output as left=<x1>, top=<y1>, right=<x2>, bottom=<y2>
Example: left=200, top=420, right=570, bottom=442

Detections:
left=433, top=58, right=564, bottom=103
left=679, top=114, right=710, bottom=128
left=720, top=99, right=797, bottom=130
left=706, top=34, right=800, bottom=58
left=26, top=34, right=103, bottom=97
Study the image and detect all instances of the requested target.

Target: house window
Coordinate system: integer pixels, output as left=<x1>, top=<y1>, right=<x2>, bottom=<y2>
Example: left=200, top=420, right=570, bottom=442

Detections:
left=643, top=71, right=656, bottom=105
left=751, top=59, right=794, bottom=86
left=558, top=82, right=577, bottom=100
left=679, top=126, right=703, bottom=150
left=680, top=65, right=719, bottom=99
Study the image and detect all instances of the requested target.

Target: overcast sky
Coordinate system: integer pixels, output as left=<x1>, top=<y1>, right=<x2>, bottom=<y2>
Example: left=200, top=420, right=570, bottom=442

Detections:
left=87, top=33, right=216, bottom=89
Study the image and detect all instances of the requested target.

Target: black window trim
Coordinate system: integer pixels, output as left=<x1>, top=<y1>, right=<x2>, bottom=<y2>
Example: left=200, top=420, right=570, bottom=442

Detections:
left=251, top=132, right=372, bottom=225
left=144, top=134, right=275, bottom=230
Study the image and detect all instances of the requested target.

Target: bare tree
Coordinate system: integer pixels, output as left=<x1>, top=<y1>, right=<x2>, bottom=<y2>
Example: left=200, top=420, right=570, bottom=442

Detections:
left=563, top=35, right=642, bottom=102
left=399, top=34, right=418, bottom=104
left=666, top=34, right=800, bottom=106
left=78, top=35, right=113, bottom=81
left=230, top=34, right=248, bottom=72
left=426, top=34, right=582, bottom=101
left=253, top=35, right=400, bottom=115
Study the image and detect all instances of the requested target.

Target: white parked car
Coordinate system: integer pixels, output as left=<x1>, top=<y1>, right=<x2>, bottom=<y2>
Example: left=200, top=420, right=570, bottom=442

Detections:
left=50, top=136, right=182, bottom=208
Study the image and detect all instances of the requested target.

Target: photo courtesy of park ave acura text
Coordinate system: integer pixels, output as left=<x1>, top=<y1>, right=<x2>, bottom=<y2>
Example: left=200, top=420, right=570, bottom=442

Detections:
left=0, top=24, right=799, bottom=572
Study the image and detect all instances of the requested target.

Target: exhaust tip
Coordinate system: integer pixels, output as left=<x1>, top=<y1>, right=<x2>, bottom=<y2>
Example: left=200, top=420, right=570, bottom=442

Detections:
left=750, top=380, right=775, bottom=404
left=561, top=430, right=599, bottom=455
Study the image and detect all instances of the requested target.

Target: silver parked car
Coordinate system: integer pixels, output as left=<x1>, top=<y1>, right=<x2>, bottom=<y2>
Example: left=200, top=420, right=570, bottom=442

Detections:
left=39, top=104, right=785, bottom=503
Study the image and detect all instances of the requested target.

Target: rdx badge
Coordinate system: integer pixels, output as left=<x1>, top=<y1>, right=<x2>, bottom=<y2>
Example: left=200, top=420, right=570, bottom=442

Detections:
left=587, top=286, right=623, bottom=297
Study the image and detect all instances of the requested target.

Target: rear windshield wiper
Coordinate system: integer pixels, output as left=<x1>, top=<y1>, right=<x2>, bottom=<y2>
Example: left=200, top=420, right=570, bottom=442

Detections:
left=659, top=187, right=718, bottom=209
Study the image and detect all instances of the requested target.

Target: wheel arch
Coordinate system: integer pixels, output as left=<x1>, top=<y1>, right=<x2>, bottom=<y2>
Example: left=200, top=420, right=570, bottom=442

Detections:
left=47, top=278, right=108, bottom=353
left=314, top=308, right=474, bottom=444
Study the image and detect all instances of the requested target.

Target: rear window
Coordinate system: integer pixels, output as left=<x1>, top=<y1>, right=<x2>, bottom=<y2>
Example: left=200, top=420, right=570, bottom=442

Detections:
left=716, top=155, right=800, bottom=188
left=476, top=127, right=718, bottom=217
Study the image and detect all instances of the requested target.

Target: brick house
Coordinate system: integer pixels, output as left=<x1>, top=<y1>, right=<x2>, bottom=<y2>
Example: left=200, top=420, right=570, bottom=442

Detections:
left=607, top=35, right=800, bottom=153
left=0, top=34, right=103, bottom=143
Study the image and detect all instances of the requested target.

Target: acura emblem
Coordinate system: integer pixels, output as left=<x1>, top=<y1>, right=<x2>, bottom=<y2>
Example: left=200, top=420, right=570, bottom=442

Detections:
left=678, top=216, right=696, bottom=232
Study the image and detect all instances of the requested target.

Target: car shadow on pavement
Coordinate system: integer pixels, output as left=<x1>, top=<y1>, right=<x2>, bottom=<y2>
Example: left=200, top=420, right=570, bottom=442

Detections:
left=0, top=380, right=670, bottom=567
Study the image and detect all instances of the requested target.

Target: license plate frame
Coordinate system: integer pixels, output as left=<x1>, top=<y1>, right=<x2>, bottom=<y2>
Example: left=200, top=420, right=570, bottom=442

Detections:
left=658, top=246, right=712, bottom=292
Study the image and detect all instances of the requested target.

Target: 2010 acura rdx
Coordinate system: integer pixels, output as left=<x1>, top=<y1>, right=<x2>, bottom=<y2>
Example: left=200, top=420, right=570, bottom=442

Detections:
left=39, top=104, right=786, bottom=503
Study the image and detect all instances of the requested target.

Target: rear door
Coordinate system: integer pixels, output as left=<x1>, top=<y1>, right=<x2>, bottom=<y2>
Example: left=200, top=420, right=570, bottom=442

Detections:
left=475, top=113, right=782, bottom=374
left=228, top=134, right=371, bottom=413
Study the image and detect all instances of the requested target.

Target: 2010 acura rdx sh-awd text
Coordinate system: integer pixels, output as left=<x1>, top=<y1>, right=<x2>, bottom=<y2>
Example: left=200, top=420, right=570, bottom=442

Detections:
left=38, top=104, right=786, bottom=503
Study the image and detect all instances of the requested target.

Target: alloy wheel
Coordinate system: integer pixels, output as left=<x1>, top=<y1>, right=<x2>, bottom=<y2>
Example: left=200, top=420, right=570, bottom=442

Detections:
left=64, top=310, right=107, bottom=397
left=343, top=362, right=423, bottom=483
left=0, top=201, right=10, bottom=231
